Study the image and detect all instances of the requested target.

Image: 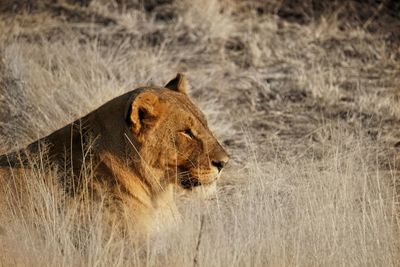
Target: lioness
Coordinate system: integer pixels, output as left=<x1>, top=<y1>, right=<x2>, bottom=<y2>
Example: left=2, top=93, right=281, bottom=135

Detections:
left=0, top=73, right=229, bottom=233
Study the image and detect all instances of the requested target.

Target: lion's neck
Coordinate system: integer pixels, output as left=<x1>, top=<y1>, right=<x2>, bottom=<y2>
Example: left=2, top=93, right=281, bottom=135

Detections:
left=98, top=151, right=173, bottom=208
left=97, top=151, right=180, bottom=234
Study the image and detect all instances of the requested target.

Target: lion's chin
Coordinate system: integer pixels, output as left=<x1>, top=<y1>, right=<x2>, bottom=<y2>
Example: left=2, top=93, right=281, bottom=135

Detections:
left=191, top=182, right=217, bottom=199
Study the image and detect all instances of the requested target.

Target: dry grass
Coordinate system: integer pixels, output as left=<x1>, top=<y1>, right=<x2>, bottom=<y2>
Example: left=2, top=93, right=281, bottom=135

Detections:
left=0, top=0, right=400, bottom=266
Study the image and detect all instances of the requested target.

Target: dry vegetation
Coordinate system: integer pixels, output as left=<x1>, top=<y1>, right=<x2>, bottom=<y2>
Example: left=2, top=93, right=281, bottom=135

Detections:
left=0, top=0, right=400, bottom=266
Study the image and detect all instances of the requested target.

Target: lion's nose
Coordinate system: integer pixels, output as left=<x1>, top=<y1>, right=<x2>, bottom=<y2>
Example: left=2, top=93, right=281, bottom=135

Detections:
left=212, top=160, right=226, bottom=172
left=211, top=153, right=229, bottom=172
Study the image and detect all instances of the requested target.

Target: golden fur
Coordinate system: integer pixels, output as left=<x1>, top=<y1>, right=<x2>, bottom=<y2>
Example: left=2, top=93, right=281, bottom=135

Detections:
left=0, top=73, right=229, bottom=233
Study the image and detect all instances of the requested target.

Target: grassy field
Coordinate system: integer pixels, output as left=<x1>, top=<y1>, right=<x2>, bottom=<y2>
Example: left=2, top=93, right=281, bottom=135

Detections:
left=0, top=0, right=400, bottom=266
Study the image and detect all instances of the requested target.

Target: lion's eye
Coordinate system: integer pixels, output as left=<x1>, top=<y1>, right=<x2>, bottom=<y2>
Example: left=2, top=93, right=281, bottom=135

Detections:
left=181, top=129, right=195, bottom=139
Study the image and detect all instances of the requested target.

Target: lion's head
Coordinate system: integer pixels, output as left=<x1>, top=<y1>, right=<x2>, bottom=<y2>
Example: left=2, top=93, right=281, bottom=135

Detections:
left=125, top=74, right=229, bottom=194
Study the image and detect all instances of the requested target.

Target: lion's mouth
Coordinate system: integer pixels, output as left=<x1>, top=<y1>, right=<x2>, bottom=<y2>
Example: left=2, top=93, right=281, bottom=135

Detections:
left=177, top=168, right=219, bottom=190
left=180, top=177, right=201, bottom=189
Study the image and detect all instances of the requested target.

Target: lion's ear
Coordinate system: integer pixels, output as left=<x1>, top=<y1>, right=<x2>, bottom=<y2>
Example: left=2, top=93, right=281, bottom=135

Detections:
left=128, top=91, right=162, bottom=136
left=165, top=73, right=188, bottom=94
